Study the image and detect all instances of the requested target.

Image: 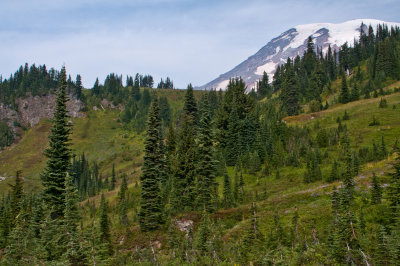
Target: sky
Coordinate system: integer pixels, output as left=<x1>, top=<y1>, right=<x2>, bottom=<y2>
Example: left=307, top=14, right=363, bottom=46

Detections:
left=0, top=0, right=399, bottom=89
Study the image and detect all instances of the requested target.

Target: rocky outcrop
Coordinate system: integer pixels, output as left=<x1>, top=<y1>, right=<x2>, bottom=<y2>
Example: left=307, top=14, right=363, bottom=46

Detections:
left=0, top=93, right=84, bottom=138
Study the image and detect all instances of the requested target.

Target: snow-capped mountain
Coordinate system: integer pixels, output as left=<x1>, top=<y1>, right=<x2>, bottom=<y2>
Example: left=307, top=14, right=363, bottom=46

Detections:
left=199, top=19, right=400, bottom=91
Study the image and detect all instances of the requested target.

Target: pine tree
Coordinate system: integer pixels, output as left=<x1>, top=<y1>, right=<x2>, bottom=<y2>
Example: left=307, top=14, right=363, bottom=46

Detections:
left=350, top=84, right=360, bottom=101
left=339, top=75, right=350, bottom=104
left=342, top=131, right=354, bottom=200
left=256, top=71, right=272, bottom=99
left=388, top=148, right=400, bottom=223
left=380, top=135, right=387, bottom=159
left=195, top=209, right=211, bottom=255
left=110, top=163, right=116, bottom=191
left=281, top=58, right=300, bottom=116
left=328, top=160, right=339, bottom=182
left=99, top=194, right=112, bottom=256
left=225, top=105, right=240, bottom=166
left=133, top=73, right=141, bottom=101
left=222, top=170, right=233, bottom=209
left=118, top=175, right=128, bottom=225
left=41, top=65, right=71, bottom=219
left=139, top=98, right=164, bottom=231
left=183, top=83, right=198, bottom=124
left=63, top=173, right=86, bottom=265
left=352, top=151, right=360, bottom=176
left=371, top=173, right=382, bottom=204
left=196, top=95, right=217, bottom=212
left=9, top=170, right=24, bottom=221
left=75, top=74, right=83, bottom=100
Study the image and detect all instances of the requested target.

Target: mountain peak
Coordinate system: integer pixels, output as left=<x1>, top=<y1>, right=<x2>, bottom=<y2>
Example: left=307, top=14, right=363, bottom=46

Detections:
left=199, top=19, right=400, bottom=91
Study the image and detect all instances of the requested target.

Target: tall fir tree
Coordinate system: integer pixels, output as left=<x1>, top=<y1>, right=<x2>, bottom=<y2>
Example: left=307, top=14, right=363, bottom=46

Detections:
left=339, top=75, right=350, bottom=104
left=371, top=173, right=382, bottom=204
left=222, top=169, right=233, bottom=209
left=63, top=173, right=86, bottom=264
left=41, top=65, right=71, bottom=219
left=139, top=98, right=164, bottom=231
left=196, top=95, right=217, bottom=212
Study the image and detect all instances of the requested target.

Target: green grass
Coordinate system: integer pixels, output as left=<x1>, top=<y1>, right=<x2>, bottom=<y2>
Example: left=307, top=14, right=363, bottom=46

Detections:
left=1, top=83, right=400, bottom=258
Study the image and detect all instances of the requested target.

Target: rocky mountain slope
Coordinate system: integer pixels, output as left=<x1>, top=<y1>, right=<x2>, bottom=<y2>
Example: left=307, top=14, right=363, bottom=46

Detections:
left=199, top=19, right=400, bottom=91
left=0, top=93, right=84, bottom=139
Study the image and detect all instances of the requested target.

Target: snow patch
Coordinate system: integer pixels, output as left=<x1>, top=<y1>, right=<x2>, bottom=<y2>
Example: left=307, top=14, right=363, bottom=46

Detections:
left=216, top=79, right=230, bottom=90
left=255, top=62, right=277, bottom=76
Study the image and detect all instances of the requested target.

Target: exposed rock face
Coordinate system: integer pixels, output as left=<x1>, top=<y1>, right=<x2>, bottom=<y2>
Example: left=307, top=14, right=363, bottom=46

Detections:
left=176, top=219, right=193, bottom=234
left=0, top=93, right=84, bottom=138
left=16, top=93, right=84, bottom=127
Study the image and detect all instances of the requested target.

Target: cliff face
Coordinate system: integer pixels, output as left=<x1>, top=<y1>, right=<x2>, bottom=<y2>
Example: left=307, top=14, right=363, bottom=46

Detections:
left=0, top=93, right=84, bottom=139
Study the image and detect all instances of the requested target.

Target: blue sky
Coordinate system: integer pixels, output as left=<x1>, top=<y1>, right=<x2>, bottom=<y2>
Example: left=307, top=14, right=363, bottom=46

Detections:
left=0, top=0, right=399, bottom=88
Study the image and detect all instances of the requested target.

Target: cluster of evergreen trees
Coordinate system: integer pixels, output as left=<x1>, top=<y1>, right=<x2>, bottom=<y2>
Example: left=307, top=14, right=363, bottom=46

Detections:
left=126, top=73, right=154, bottom=89
left=271, top=23, right=400, bottom=115
left=157, top=77, right=174, bottom=89
left=0, top=63, right=84, bottom=107
left=0, top=121, right=14, bottom=149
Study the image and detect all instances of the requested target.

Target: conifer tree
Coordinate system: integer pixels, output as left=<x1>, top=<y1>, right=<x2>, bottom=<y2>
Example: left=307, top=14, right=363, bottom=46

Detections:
left=195, top=209, right=211, bottom=255
left=41, top=65, right=71, bottom=219
left=342, top=131, right=354, bottom=200
left=9, top=170, right=24, bottom=221
left=281, top=58, right=300, bottom=116
left=139, top=98, right=164, bottom=231
left=110, top=163, right=116, bottom=191
left=388, top=148, right=400, bottom=223
left=118, top=175, right=128, bottom=225
left=233, top=170, right=239, bottom=203
left=171, top=85, right=198, bottom=212
left=183, top=83, right=198, bottom=124
left=196, top=95, right=217, bottom=212
left=353, top=151, right=360, bottom=176
left=380, top=135, right=387, bottom=159
left=328, top=160, right=339, bottom=183
left=339, top=75, right=350, bottom=104
left=225, top=105, right=240, bottom=166
left=64, top=173, right=86, bottom=264
left=99, top=194, right=112, bottom=256
left=371, top=173, right=382, bottom=204
left=222, top=170, right=233, bottom=209
left=75, top=74, right=83, bottom=100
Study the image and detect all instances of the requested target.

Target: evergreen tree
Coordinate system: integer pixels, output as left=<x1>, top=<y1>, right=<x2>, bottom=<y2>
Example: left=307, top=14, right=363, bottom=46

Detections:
left=339, top=75, right=350, bottom=104
left=371, top=173, right=382, bottom=204
left=281, top=58, right=300, bottom=116
left=225, top=105, right=240, bottom=166
left=342, top=131, right=354, bottom=200
left=9, top=170, right=24, bottom=221
left=256, top=71, right=272, bottom=99
left=99, top=194, right=112, bottom=256
left=63, top=173, right=86, bottom=264
left=139, top=98, right=164, bottom=231
left=388, top=147, right=400, bottom=223
left=222, top=170, right=233, bottom=209
left=196, top=96, right=217, bottom=212
left=133, top=73, right=141, bottom=100
left=41, top=66, right=71, bottom=219
left=171, top=85, right=198, bottom=212
left=118, top=175, right=128, bottom=225
left=110, top=163, right=116, bottom=191
left=75, top=74, right=83, bottom=100
left=328, top=160, right=339, bottom=182
left=183, top=83, right=198, bottom=124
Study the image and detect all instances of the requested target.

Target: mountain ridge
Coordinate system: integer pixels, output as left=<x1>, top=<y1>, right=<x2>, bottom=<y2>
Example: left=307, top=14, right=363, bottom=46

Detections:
left=198, top=19, right=400, bottom=91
